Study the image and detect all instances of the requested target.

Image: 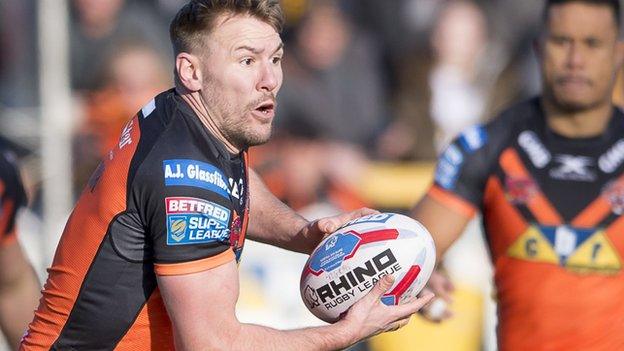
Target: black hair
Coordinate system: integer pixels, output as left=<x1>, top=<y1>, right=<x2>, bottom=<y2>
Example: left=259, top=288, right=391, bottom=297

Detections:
left=544, top=0, right=621, bottom=28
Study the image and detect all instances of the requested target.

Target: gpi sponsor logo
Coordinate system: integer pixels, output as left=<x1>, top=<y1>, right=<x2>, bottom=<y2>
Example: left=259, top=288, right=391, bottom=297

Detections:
left=518, top=131, right=551, bottom=169
left=599, top=139, right=624, bottom=173
left=165, top=197, right=231, bottom=245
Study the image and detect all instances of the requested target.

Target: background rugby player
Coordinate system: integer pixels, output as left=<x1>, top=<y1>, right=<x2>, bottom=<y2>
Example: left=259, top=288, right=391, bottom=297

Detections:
left=414, top=0, right=624, bottom=349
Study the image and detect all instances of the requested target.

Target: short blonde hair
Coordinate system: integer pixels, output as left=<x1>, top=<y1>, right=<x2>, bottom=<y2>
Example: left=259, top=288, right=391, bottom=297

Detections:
left=170, top=0, right=284, bottom=56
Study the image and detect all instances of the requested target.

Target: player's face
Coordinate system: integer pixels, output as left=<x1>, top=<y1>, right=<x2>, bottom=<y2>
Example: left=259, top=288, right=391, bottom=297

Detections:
left=540, top=2, right=622, bottom=111
left=199, top=14, right=283, bottom=148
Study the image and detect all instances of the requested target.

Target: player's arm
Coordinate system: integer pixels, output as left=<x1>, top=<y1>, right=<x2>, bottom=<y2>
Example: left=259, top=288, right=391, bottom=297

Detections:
left=0, top=161, right=40, bottom=350
left=0, top=241, right=40, bottom=350
left=411, top=192, right=473, bottom=260
left=157, top=258, right=434, bottom=351
left=410, top=192, right=472, bottom=320
left=410, top=125, right=493, bottom=321
left=247, top=169, right=376, bottom=254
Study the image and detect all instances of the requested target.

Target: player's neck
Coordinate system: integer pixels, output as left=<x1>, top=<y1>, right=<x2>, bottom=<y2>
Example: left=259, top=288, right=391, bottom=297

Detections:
left=177, top=88, right=241, bottom=154
left=542, top=97, right=613, bottom=139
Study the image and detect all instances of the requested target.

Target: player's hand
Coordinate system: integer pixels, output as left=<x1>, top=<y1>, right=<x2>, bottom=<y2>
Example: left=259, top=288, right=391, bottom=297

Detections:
left=303, top=208, right=380, bottom=251
left=315, top=208, right=380, bottom=234
left=339, top=275, right=435, bottom=345
left=419, top=269, right=454, bottom=322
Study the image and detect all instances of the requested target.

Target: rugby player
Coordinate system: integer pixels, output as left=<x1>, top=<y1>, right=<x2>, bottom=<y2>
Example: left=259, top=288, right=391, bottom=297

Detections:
left=0, top=137, right=39, bottom=350
left=21, top=1, right=433, bottom=350
left=413, top=0, right=624, bottom=349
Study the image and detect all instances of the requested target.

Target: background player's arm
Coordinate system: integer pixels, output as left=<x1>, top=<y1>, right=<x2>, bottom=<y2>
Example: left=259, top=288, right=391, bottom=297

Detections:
left=410, top=194, right=473, bottom=260
left=157, top=259, right=434, bottom=351
left=0, top=241, right=40, bottom=350
left=247, top=169, right=376, bottom=253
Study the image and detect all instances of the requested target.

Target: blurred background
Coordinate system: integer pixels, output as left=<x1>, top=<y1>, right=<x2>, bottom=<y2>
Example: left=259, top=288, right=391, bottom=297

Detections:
left=3, top=0, right=623, bottom=350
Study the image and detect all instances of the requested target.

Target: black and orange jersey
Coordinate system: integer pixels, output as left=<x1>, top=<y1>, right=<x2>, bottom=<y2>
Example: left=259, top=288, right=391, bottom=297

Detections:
left=0, top=142, right=27, bottom=246
left=428, top=97, right=624, bottom=350
left=22, top=89, right=249, bottom=350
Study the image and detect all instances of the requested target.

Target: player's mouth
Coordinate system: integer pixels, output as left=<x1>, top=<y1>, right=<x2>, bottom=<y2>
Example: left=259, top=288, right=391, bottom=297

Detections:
left=251, top=100, right=275, bottom=122
left=556, top=76, right=593, bottom=88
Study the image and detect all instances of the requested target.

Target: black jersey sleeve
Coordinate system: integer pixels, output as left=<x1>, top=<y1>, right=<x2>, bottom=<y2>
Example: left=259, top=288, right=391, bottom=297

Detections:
left=0, top=150, right=27, bottom=244
left=136, top=158, right=236, bottom=275
left=431, top=124, right=497, bottom=212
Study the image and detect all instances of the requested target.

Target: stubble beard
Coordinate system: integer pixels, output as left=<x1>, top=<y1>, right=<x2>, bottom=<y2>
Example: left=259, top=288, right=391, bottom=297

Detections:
left=202, top=82, right=274, bottom=150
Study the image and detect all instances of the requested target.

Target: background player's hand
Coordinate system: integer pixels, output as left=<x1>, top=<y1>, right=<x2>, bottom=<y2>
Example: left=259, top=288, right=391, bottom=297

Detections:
left=419, top=269, right=454, bottom=322
left=339, top=275, right=435, bottom=344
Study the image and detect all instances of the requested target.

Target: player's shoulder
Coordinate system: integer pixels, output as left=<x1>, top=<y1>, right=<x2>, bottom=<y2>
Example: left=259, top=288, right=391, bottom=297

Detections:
left=483, top=97, right=541, bottom=139
left=455, top=97, right=542, bottom=156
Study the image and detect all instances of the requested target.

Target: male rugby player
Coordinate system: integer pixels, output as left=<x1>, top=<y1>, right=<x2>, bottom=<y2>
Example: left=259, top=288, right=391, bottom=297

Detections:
left=0, top=137, right=39, bottom=350
left=21, top=1, right=433, bottom=350
left=414, top=0, right=624, bottom=349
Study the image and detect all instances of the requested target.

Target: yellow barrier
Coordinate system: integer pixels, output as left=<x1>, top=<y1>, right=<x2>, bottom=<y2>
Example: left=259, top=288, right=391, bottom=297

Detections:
left=357, top=162, right=436, bottom=209
left=369, top=285, right=484, bottom=351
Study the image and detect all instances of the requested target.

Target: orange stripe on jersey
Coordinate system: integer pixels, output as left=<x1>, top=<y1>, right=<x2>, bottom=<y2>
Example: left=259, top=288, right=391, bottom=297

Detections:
left=499, top=148, right=563, bottom=225
left=605, top=215, right=624, bottom=258
left=572, top=197, right=612, bottom=228
left=573, top=175, right=624, bottom=228
left=115, top=288, right=174, bottom=351
left=483, top=176, right=530, bottom=262
left=0, top=178, right=14, bottom=238
left=427, top=185, right=477, bottom=218
left=154, top=248, right=235, bottom=276
left=239, top=151, right=250, bottom=250
left=0, top=198, right=14, bottom=239
left=23, top=116, right=142, bottom=350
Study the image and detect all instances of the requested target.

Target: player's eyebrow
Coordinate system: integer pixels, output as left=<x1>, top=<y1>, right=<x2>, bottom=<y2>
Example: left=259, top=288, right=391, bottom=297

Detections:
left=271, top=42, right=284, bottom=55
left=235, top=42, right=284, bottom=55
left=235, top=45, right=263, bottom=54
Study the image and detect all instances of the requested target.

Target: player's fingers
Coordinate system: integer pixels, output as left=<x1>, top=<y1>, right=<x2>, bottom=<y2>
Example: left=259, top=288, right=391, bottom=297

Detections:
left=443, top=277, right=456, bottom=293
left=364, top=275, right=395, bottom=302
left=385, top=316, right=411, bottom=332
left=429, top=275, right=454, bottom=303
left=350, top=207, right=380, bottom=218
left=431, top=281, right=453, bottom=303
left=393, top=291, right=435, bottom=317
left=318, top=208, right=379, bottom=233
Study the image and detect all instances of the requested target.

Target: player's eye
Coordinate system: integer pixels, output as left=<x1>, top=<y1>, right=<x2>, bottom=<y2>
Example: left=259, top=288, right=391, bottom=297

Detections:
left=586, top=38, right=602, bottom=48
left=271, top=56, right=282, bottom=65
left=241, top=58, right=254, bottom=66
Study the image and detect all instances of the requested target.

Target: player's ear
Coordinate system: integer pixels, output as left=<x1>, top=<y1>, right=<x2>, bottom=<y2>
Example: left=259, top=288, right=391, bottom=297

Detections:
left=175, top=52, right=203, bottom=92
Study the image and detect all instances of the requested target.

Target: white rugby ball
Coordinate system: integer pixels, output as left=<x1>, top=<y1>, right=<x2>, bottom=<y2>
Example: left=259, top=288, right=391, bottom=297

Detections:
left=300, top=213, right=436, bottom=323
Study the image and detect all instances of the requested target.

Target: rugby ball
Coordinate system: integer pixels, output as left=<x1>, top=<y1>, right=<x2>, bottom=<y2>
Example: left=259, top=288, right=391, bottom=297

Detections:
left=300, top=213, right=436, bottom=323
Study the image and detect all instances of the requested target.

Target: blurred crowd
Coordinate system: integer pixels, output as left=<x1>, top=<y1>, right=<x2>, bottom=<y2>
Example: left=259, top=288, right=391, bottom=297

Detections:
left=0, top=0, right=550, bottom=217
